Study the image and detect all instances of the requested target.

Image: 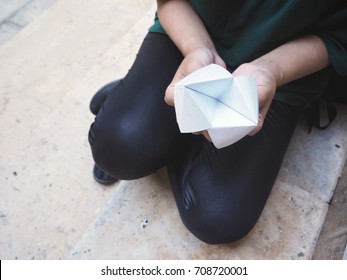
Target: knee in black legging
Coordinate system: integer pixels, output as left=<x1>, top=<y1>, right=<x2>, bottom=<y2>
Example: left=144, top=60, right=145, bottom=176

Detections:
left=168, top=101, right=300, bottom=244
left=88, top=32, right=184, bottom=180
left=178, top=181, right=260, bottom=244
left=89, top=91, right=182, bottom=180
left=89, top=112, right=162, bottom=180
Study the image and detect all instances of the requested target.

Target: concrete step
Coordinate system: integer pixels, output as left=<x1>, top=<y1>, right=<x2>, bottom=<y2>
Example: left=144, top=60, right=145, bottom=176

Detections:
left=0, top=0, right=346, bottom=260
left=313, top=159, right=347, bottom=259
left=0, top=0, right=56, bottom=45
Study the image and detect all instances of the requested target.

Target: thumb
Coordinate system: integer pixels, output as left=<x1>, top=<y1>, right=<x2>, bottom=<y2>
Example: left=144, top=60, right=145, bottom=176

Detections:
left=214, top=55, right=227, bottom=69
left=164, top=71, right=185, bottom=107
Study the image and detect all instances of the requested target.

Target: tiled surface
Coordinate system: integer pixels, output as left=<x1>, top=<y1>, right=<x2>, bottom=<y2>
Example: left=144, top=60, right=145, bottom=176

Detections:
left=0, top=20, right=21, bottom=44
left=0, top=0, right=346, bottom=260
left=279, top=107, right=347, bottom=203
left=0, top=0, right=55, bottom=45
left=0, top=0, right=31, bottom=23
left=313, top=160, right=347, bottom=259
left=8, top=0, right=56, bottom=27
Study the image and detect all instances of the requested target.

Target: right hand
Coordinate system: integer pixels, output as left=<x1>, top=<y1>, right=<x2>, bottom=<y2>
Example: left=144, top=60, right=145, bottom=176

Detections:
left=164, top=47, right=226, bottom=106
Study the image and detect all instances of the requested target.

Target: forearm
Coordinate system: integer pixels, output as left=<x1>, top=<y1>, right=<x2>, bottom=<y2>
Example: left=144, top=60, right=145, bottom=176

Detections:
left=157, top=0, right=216, bottom=56
left=251, top=35, right=329, bottom=86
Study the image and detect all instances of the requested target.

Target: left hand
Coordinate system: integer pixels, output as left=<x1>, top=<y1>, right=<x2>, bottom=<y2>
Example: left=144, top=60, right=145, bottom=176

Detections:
left=199, top=63, right=277, bottom=141
left=231, top=63, right=277, bottom=135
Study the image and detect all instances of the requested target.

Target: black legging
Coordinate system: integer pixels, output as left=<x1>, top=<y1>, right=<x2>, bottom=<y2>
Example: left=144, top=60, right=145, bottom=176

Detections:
left=88, top=32, right=299, bottom=244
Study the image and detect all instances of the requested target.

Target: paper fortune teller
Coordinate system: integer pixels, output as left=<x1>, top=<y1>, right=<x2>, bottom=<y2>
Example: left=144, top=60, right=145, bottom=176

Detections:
left=174, top=64, right=258, bottom=149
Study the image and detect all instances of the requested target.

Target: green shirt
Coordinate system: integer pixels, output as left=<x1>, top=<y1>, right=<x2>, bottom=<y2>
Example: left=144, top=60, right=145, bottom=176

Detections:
left=149, top=0, right=347, bottom=106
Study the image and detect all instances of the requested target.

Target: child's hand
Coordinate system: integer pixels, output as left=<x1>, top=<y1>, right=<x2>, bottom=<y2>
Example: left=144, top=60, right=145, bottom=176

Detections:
left=232, top=63, right=277, bottom=135
left=164, top=47, right=226, bottom=106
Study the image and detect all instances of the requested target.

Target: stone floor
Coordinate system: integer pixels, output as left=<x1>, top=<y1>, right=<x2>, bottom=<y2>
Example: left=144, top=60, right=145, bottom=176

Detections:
left=313, top=161, right=347, bottom=259
left=0, top=0, right=55, bottom=45
left=0, top=0, right=346, bottom=260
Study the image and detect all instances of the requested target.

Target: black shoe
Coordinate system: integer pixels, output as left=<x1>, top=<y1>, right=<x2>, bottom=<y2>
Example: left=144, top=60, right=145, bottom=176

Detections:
left=93, top=164, right=118, bottom=185
left=89, top=80, right=121, bottom=115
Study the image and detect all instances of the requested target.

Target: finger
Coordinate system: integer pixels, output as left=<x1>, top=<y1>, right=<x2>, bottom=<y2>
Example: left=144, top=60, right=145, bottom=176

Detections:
left=214, top=55, right=227, bottom=69
left=249, top=86, right=273, bottom=135
left=248, top=108, right=265, bottom=136
left=201, top=130, right=212, bottom=142
left=164, top=70, right=186, bottom=106
left=191, top=131, right=212, bottom=142
left=164, top=84, right=175, bottom=106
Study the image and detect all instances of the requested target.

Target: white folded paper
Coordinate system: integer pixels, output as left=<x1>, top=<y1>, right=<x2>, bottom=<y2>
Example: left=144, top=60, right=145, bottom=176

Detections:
left=174, top=64, right=258, bottom=149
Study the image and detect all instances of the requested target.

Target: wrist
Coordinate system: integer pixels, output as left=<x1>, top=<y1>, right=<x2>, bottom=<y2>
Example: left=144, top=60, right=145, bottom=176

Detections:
left=249, top=35, right=329, bottom=87
left=251, top=57, right=284, bottom=87
left=182, top=38, right=216, bottom=57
